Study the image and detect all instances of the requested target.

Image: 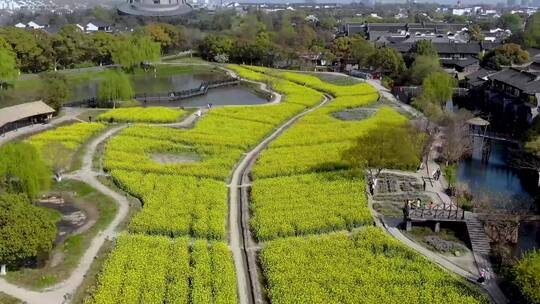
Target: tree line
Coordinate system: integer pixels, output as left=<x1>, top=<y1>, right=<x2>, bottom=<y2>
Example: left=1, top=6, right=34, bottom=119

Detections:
left=0, top=23, right=170, bottom=77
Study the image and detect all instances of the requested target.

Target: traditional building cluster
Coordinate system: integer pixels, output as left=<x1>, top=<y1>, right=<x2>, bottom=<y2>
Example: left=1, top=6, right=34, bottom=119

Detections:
left=464, top=60, right=540, bottom=131
left=342, top=22, right=504, bottom=75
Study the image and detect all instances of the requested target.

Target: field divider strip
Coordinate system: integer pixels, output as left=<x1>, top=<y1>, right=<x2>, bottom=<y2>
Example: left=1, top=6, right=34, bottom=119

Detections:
left=228, top=94, right=332, bottom=304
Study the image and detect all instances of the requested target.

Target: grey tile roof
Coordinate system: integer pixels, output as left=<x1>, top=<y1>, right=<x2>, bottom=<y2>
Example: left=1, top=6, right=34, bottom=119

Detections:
left=433, top=42, right=482, bottom=54
left=440, top=57, right=479, bottom=68
left=489, top=68, right=540, bottom=94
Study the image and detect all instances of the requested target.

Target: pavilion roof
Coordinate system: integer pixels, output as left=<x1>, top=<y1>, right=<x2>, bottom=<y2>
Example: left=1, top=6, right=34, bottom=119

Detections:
left=0, top=101, right=55, bottom=128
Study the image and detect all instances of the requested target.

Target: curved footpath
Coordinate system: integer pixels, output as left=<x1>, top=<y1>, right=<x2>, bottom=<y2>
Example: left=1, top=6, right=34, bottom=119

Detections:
left=0, top=111, right=205, bottom=304
left=360, top=78, right=508, bottom=304
left=228, top=94, right=331, bottom=304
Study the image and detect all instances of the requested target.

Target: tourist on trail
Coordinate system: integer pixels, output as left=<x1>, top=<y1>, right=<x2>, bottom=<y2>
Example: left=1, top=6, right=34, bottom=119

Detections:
left=477, top=269, right=486, bottom=284
left=422, top=179, right=426, bottom=191
left=196, top=110, right=202, bottom=117
left=416, top=198, right=421, bottom=208
left=403, top=201, right=410, bottom=218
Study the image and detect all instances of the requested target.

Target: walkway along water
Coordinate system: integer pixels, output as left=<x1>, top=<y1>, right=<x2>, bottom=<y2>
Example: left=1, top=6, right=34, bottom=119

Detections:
left=284, top=71, right=508, bottom=303
left=361, top=78, right=508, bottom=304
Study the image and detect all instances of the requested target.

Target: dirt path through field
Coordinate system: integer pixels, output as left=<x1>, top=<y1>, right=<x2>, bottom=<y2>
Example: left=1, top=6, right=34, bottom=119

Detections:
left=228, top=94, right=331, bottom=304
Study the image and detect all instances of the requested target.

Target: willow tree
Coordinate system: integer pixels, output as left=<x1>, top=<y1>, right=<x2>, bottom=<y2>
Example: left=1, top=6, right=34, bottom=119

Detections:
left=111, top=34, right=160, bottom=70
left=0, top=142, right=50, bottom=200
left=41, top=141, right=71, bottom=181
left=97, top=70, right=134, bottom=108
left=421, top=72, right=456, bottom=109
left=0, top=37, right=18, bottom=90
left=0, top=194, right=57, bottom=275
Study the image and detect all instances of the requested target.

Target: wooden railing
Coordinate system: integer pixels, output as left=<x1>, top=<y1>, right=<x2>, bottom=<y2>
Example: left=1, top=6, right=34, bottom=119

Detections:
left=406, top=203, right=465, bottom=221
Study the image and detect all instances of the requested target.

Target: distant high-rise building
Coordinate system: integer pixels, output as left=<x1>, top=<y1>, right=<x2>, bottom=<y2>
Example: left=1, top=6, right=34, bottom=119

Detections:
left=507, top=0, right=516, bottom=6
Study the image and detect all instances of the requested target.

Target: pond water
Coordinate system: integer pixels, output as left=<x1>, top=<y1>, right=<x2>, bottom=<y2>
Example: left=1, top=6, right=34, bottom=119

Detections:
left=457, top=137, right=540, bottom=255
left=70, top=71, right=268, bottom=107
left=457, top=139, right=535, bottom=209
left=141, top=86, right=269, bottom=108
left=71, top=72, right=224, bottom=100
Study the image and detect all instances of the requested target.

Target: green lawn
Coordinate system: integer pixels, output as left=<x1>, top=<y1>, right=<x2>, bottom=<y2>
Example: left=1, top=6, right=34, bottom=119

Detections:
left=4, top=180, right=118, bottom=290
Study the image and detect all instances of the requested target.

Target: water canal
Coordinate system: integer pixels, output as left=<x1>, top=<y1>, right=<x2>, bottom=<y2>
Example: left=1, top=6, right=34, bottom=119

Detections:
left=457, top=134, right=540, bottom=256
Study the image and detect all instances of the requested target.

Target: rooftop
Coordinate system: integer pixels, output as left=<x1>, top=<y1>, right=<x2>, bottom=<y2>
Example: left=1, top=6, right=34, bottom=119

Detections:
left=0, top=101, right=55, bottom=128
left=489, top=68, right=540, bottom=94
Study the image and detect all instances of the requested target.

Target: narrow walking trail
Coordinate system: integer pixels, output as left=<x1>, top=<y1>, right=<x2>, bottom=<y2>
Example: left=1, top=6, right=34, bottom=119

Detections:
left=358, top=80, right=509, bottom=304
left=0, top=111, right=205, bottom=304
left=228, top=95, right=331, bottom=304
left=0, top=125, right=128, bottom=304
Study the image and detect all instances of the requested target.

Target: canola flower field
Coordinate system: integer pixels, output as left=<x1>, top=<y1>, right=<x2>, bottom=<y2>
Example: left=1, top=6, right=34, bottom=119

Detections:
left=87, top=64, right=330, bottom=303
left=241, top=66, right=487, bottom=303
left=27, top=122, right=107, bottom=168
left=32, top=65, right=487, bottom=304
left=97, top=107, right=188, bottom=123
left=86, top=234, right=237, bottom=304
left=28, top=122, right=106, bottom=152
left=261, top=227, right=488, bottom=304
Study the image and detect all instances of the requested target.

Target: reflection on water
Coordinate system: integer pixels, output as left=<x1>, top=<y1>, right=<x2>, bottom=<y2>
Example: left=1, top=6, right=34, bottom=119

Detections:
left=71, top=72, right=224, bottom=100
left=70, top=71, right=268, bottom=107
left=457, top=137, right=540, bottom=255
left=142, top=86, right=268, bottom=108
left=458, top=139, right=534, bottom=209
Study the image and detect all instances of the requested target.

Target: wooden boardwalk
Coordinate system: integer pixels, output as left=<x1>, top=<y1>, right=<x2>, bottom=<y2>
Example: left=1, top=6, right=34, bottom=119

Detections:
left=406, top=206, right=492, bottom=257
left=65, top=78, right=241, bottom=107
left=135, top=78, right=240, bottom=103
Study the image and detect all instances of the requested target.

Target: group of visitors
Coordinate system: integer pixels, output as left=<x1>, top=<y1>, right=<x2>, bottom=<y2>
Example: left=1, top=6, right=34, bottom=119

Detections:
left=403, top=198, right=436, bottom=210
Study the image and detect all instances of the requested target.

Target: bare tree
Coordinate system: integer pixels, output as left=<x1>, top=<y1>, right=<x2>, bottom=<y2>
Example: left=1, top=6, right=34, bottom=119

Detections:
left=439, top=110, right=474, bottom=165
